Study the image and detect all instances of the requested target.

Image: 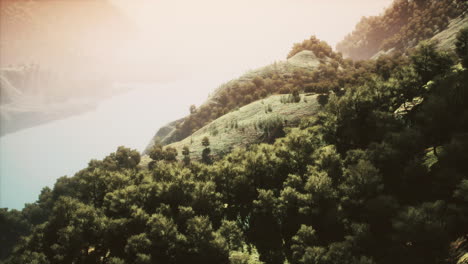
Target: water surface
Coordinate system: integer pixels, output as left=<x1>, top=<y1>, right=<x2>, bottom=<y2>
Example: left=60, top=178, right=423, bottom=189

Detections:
left=0, top=78, right=223, bottom=209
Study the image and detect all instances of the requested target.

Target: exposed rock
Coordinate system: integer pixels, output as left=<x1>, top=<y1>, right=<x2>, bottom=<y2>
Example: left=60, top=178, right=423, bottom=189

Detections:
left=449, top=235, right=468, bottom=264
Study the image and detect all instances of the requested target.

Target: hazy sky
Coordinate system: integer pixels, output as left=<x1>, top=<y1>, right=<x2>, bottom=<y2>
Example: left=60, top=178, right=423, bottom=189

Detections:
left=1, top=0, right=394, bottom=84
left=112, top=0, right=393, bottom=80
left=1, top=0, right=395, bottom=209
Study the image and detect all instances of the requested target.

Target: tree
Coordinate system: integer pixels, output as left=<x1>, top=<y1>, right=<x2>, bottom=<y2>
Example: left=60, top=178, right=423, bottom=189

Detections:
left=290, top=225, right=318, bottom=264
left=202, top=148, right=212, bottom=165
left=148, top=144, right=165, bottom=161
left=182, top=146, right=191, bottom=165
left=164, top=147, right=178, bottom=162
left=317, top=94, right=329, bottom=107
left=124, top=233, right=151, bottom=264
left=190, top=105, right=197, bottom=114
left=115, top=146, right=141, bottom=169
left=12, top=197, right=109, bottom=264
left=410, top=41, right=454, bottom=84
left=201, top=137, right=212, bottom=164
left=149, top=145, right=177, bottom=162
left=0, top=209, right=30, bottom=260
left=455, top=27, right=468, bottom=68
left=252, top=76, right=264, bottom=88
left=218, top=220, right=244, bottom=252
left=392, top=201, right=452, bottom=264
left=147, top=213, right=183, bottom=263
left=184, top=216, right=229, bottom=263
left=288, top=35, right=333, bottom=59
left=291, top=90, right=301, bottom=103
left=250, top=189, right=284, bottom=264
left=201, top=137, right=210, bottom=147
left=339, top=159, right=383, bottom=211
left=102, top=146, right=141, bottom=170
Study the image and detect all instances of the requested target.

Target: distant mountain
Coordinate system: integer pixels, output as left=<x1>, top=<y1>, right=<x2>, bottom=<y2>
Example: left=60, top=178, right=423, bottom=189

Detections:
left=0, top=0, right=136, bottom=135
left=0, top=66, right=125, bottom=136
left=336, top=0, right=467, bottom=60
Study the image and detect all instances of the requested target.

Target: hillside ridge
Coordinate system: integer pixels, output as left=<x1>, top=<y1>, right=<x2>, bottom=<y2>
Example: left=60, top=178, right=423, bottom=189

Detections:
left=159, top=93, right=319, bottom=161
left=144, top=50, right=324, bottom=153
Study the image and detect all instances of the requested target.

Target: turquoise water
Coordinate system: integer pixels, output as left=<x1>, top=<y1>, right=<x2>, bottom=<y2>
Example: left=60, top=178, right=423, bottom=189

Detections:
left=0, top=79, right=222, bottom=209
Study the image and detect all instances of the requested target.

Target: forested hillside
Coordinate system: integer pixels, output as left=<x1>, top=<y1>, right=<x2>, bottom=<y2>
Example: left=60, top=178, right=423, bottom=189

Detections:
left=336, top=0, right=467, bottom=60
left=146, top=45, right=344, bottom=148
left=1, top=1, right=468, bottom=264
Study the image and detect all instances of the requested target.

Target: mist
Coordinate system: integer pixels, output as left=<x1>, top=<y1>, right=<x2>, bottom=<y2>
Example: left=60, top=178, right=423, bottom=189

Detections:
left=0, top=0, right=394, bottom=208
left=112, top=0, right=394, bottom=81
left=2, top=0, right=393, bottom=85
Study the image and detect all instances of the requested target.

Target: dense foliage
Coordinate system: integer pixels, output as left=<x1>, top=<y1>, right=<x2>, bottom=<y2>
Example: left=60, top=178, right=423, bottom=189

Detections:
left=287, top=36, right=341, bottom=60
left=1, top=27, right=467, bottom=264
left=336, top=0, right=467, bottom=60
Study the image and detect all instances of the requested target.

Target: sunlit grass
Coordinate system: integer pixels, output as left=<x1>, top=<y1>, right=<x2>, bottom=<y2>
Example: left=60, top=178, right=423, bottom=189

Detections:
left=165, top=93, right=319, bottom=160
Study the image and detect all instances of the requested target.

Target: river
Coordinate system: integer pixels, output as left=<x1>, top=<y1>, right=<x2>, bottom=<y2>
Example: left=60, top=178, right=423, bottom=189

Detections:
left=0, top=78, right=225, bottom=209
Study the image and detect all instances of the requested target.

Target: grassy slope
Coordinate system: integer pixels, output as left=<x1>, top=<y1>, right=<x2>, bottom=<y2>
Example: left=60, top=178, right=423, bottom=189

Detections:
left=431, top=15, right=468, bottom=50
left=144, top=50, right=323, bottom=152
left=142, top=93, right=319, bottom=164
